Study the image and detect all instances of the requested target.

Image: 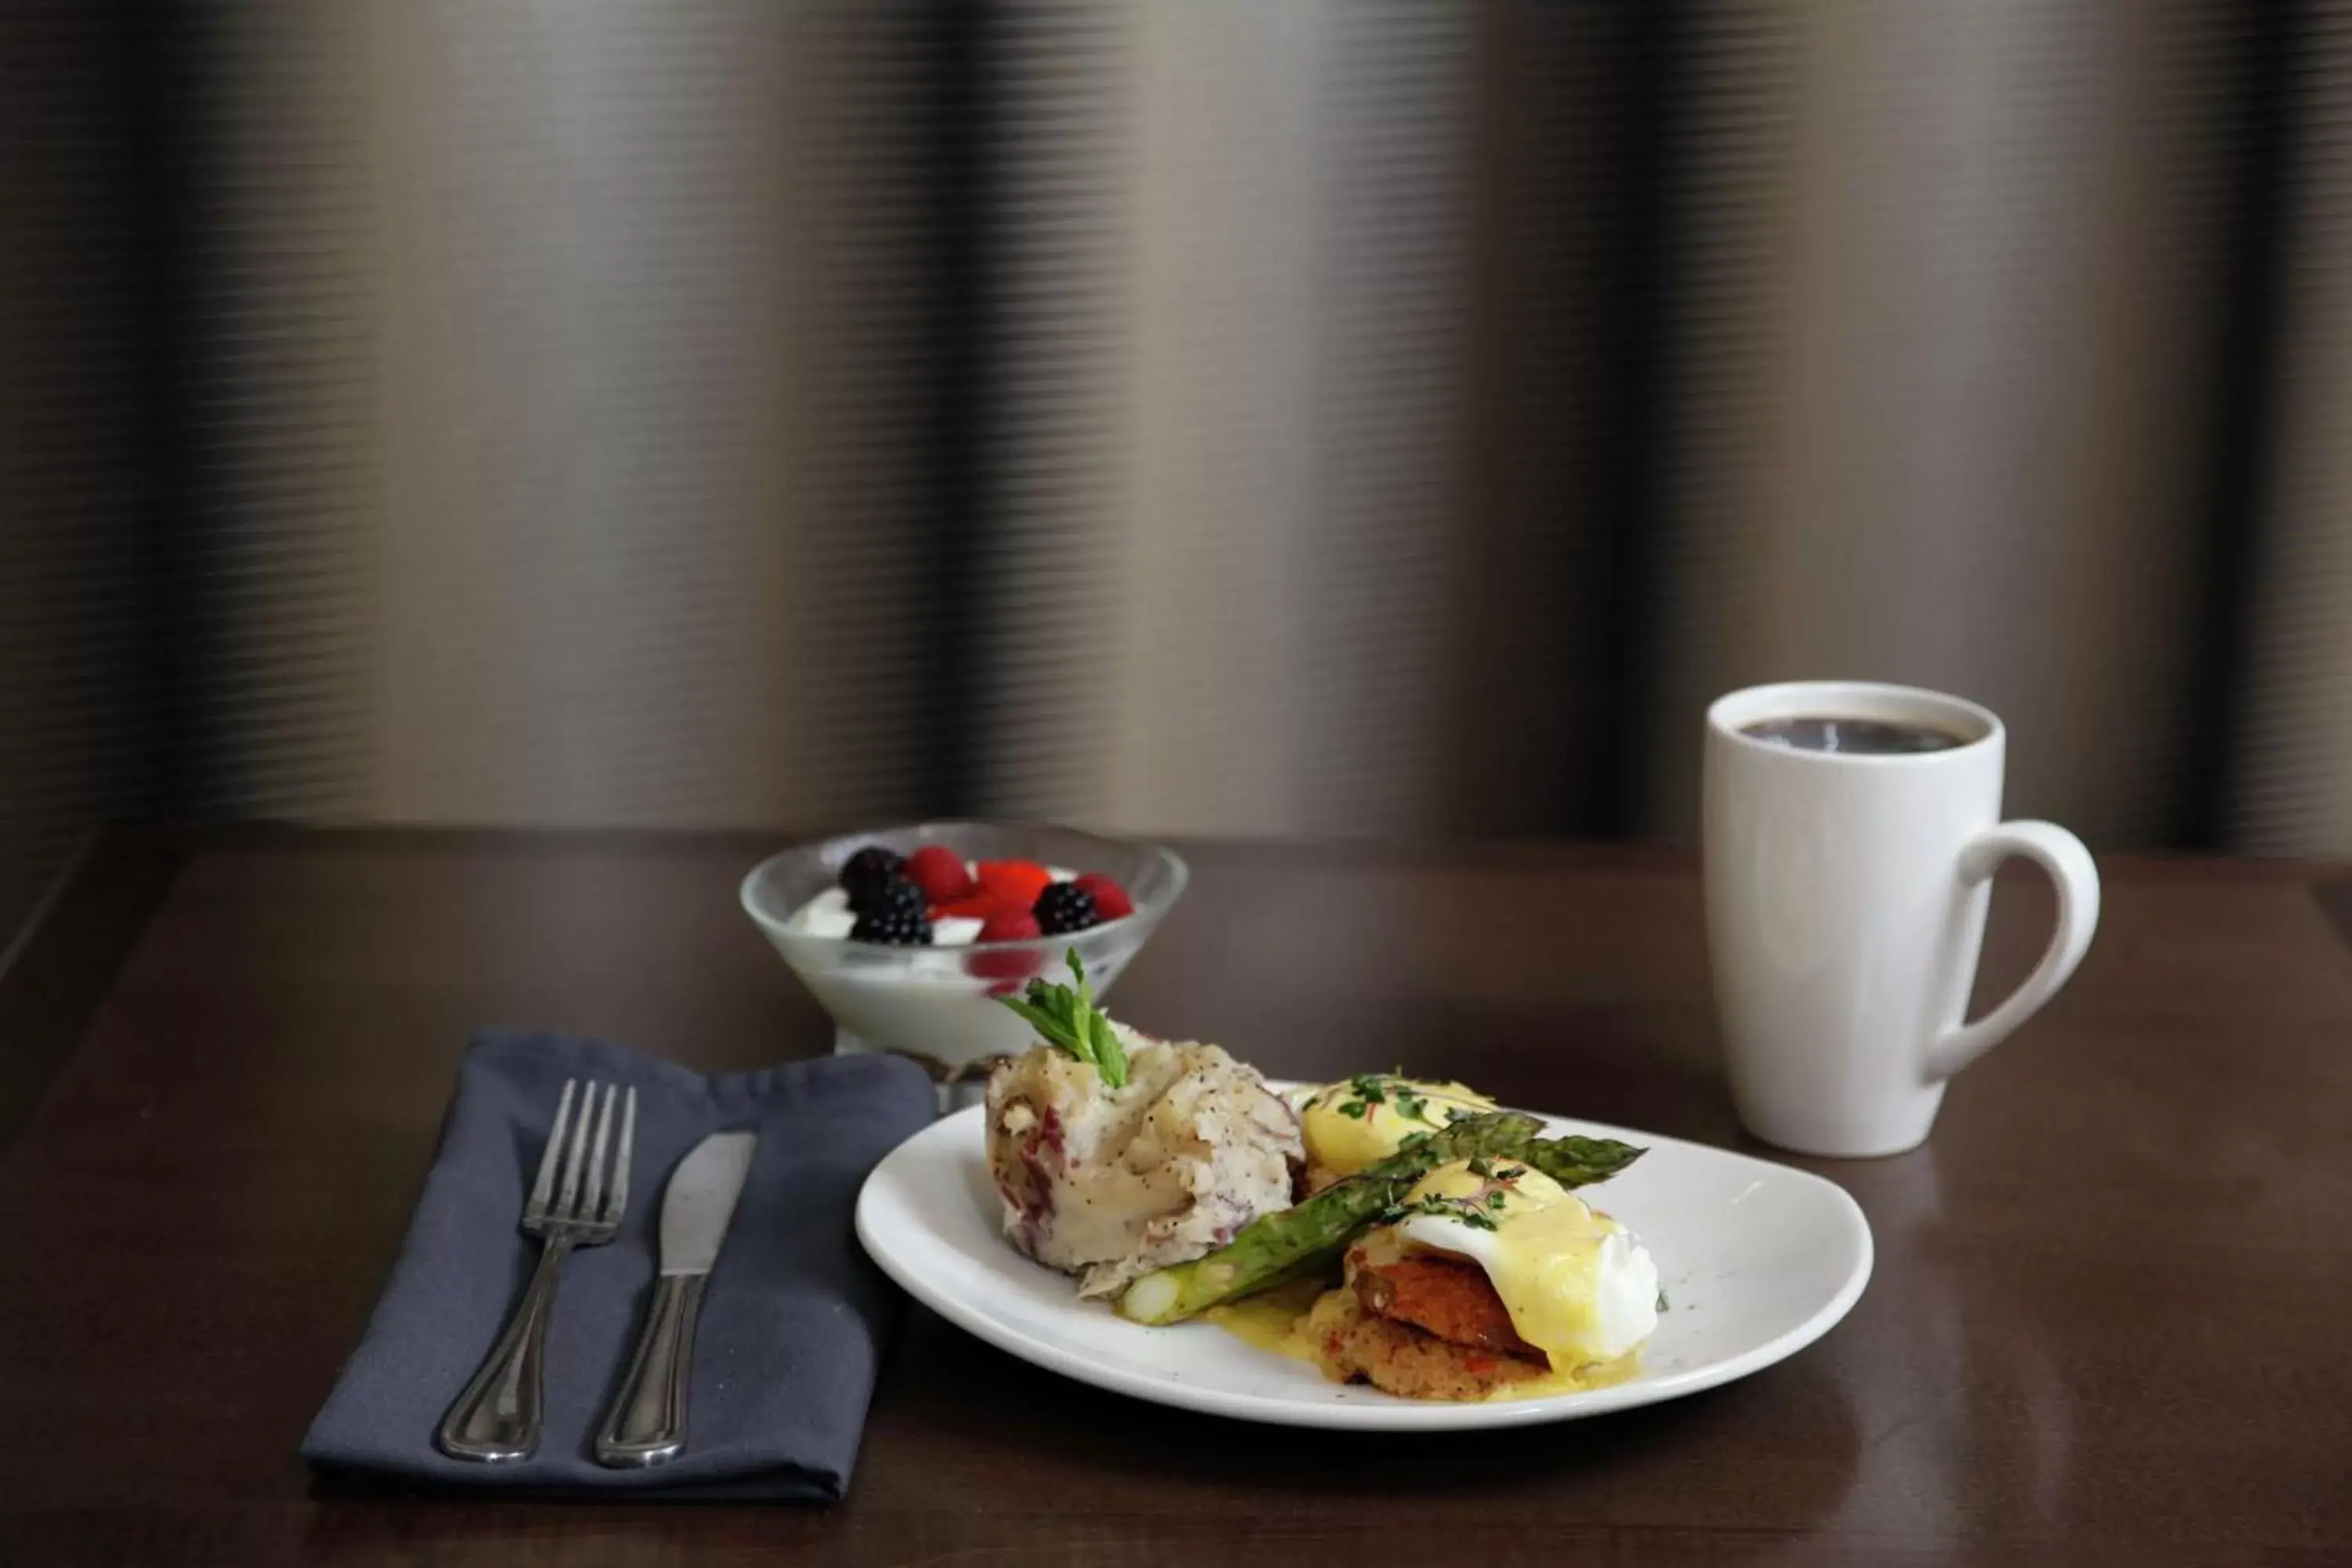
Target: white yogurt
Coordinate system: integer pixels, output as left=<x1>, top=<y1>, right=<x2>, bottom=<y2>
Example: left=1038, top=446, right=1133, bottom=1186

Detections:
left=788, top=887, right=985, bottom=946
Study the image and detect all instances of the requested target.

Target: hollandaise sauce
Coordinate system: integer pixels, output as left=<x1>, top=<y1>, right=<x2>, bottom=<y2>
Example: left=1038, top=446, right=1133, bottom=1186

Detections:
left=1298, top=1075, right=1498, bottom=1181
left=1201, top=1276, right=1327, bottom=1361
left=1503, top=1349, right=1642, bottom=1399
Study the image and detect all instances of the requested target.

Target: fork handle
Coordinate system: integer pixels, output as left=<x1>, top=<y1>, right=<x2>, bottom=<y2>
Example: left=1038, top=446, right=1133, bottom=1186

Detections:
left=437, top=1233, right=575, bottom=1462
left=594, top=1273, right=707, bottom=1467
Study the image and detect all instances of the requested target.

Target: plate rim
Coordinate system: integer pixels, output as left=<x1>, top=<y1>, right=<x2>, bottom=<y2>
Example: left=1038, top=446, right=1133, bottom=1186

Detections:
left=855, top=1098, right=1875, bottom=1431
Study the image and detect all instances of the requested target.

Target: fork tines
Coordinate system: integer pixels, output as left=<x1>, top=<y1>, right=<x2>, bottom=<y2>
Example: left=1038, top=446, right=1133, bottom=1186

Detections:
left=524, top=1078, right=636, bottom=1239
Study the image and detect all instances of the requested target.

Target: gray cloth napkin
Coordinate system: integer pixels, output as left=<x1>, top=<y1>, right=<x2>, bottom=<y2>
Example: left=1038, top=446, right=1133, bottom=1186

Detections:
left=301, top=1029, right=935, bottom=1500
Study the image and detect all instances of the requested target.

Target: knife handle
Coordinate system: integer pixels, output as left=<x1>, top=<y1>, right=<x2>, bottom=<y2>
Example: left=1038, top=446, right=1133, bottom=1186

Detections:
left=595, top=1272, right=707, bottom=1467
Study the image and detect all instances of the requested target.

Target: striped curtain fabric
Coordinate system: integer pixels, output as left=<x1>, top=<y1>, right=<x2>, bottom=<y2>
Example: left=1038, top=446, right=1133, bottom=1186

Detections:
left=1, top=0, right=2343, bottom=947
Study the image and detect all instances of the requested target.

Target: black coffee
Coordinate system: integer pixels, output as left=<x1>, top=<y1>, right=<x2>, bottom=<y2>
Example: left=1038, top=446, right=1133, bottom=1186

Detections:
left=1740, top=715, right=1966, bottom=755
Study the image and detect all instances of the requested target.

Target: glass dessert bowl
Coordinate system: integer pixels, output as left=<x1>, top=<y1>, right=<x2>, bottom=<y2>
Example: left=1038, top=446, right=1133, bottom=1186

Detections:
left=741, top=822, right=1187, bottom=1102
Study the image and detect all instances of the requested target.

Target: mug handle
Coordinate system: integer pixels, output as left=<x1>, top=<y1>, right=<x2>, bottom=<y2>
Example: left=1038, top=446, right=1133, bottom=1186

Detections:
left=1924, top=821, right=2101, bottom=1083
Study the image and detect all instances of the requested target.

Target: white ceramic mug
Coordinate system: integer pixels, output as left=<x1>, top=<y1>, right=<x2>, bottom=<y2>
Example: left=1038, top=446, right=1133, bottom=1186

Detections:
left=1702, top=681, right=2100, bottom=1157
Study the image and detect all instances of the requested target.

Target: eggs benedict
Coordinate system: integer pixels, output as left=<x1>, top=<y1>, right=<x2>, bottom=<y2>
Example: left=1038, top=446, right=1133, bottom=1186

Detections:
left=1298, top=1074, right=1497, bottom=1189
left=1304, top=1157, right=1660, bottom=1399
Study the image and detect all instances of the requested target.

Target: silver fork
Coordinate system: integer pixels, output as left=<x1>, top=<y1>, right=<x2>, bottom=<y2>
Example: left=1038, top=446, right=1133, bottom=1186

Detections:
left=437, top=1077, right=637, bottom=1462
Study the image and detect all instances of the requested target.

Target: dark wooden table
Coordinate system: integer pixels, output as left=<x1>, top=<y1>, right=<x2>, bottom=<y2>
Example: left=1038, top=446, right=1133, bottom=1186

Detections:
left=2, top=828, right=2349, bottom=1566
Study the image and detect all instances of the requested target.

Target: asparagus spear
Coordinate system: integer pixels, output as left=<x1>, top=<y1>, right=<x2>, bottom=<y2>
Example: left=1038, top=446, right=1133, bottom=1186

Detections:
left=1116, top=1112, right=1644, bottom=1325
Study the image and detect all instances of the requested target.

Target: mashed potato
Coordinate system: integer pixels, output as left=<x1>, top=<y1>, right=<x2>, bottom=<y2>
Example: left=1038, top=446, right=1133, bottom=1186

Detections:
left=986, top=1031, right=1304, bottom=1298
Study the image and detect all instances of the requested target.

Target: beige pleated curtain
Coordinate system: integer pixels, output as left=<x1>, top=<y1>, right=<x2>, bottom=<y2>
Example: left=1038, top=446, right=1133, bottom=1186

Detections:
left=9, top=0, right=2351, bottom=948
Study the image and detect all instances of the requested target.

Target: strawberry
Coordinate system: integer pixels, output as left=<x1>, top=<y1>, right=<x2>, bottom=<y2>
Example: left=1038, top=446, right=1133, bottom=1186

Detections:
left=978, top=907, right=1042, bottom=943
left=931, top=892, right=1003, bottom=921
left=975, top=858, right=1053, bottom=910
left=969, top=907, right=1044, bottom=985
left=1074, top=872, right=1134, bottom=921
left=905, top=844, right=978, bottom=905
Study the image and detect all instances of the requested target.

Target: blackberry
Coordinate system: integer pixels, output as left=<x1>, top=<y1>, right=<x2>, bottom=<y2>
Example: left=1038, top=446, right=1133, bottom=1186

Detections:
left=1033, top=880, right=1101, bottom=935
left=849, top=874, right=924, bottom=920
left=849, top=904, right=933, bottom=946
left=839, top=844, right=905, bottom=898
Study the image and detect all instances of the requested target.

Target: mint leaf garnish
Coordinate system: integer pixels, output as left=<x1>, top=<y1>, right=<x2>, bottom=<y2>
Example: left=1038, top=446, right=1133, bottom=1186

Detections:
left=994, top=947, right=1130, bottom=1088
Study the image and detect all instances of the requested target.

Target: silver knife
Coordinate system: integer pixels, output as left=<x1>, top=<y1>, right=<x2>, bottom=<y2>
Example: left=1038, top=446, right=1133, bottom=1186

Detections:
left=594, top=1129, right=757, bottom=1467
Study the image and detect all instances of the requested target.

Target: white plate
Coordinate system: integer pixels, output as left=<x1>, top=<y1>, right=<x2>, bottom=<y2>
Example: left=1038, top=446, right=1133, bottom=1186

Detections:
left=855, top=1098, right=1873, bottom=1431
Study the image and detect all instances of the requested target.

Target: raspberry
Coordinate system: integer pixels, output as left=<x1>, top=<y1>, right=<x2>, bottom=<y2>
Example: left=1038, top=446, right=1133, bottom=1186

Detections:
left=905, top=844, right=977, bottom=905
left=1073, top=872, right=1134, bottom=921
left=978, top=906, right=1042, bottom=943
left=968, top=907, right=1044, bottom=985
left=1033, top=881, right=1100, bottom=935
left=975, top=859, right=1053, bottom=909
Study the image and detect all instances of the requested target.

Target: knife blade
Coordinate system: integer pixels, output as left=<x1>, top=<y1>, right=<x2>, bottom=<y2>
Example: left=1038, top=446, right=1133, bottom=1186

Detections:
left=593, top=1129, right=757, bottom=1467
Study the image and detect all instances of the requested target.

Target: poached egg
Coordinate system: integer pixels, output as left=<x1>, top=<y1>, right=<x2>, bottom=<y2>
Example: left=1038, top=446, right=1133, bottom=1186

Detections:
left=1375, top=1158, right=1660, bottom=1370
left=1298, top=1076, right=1498, bottom=1181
